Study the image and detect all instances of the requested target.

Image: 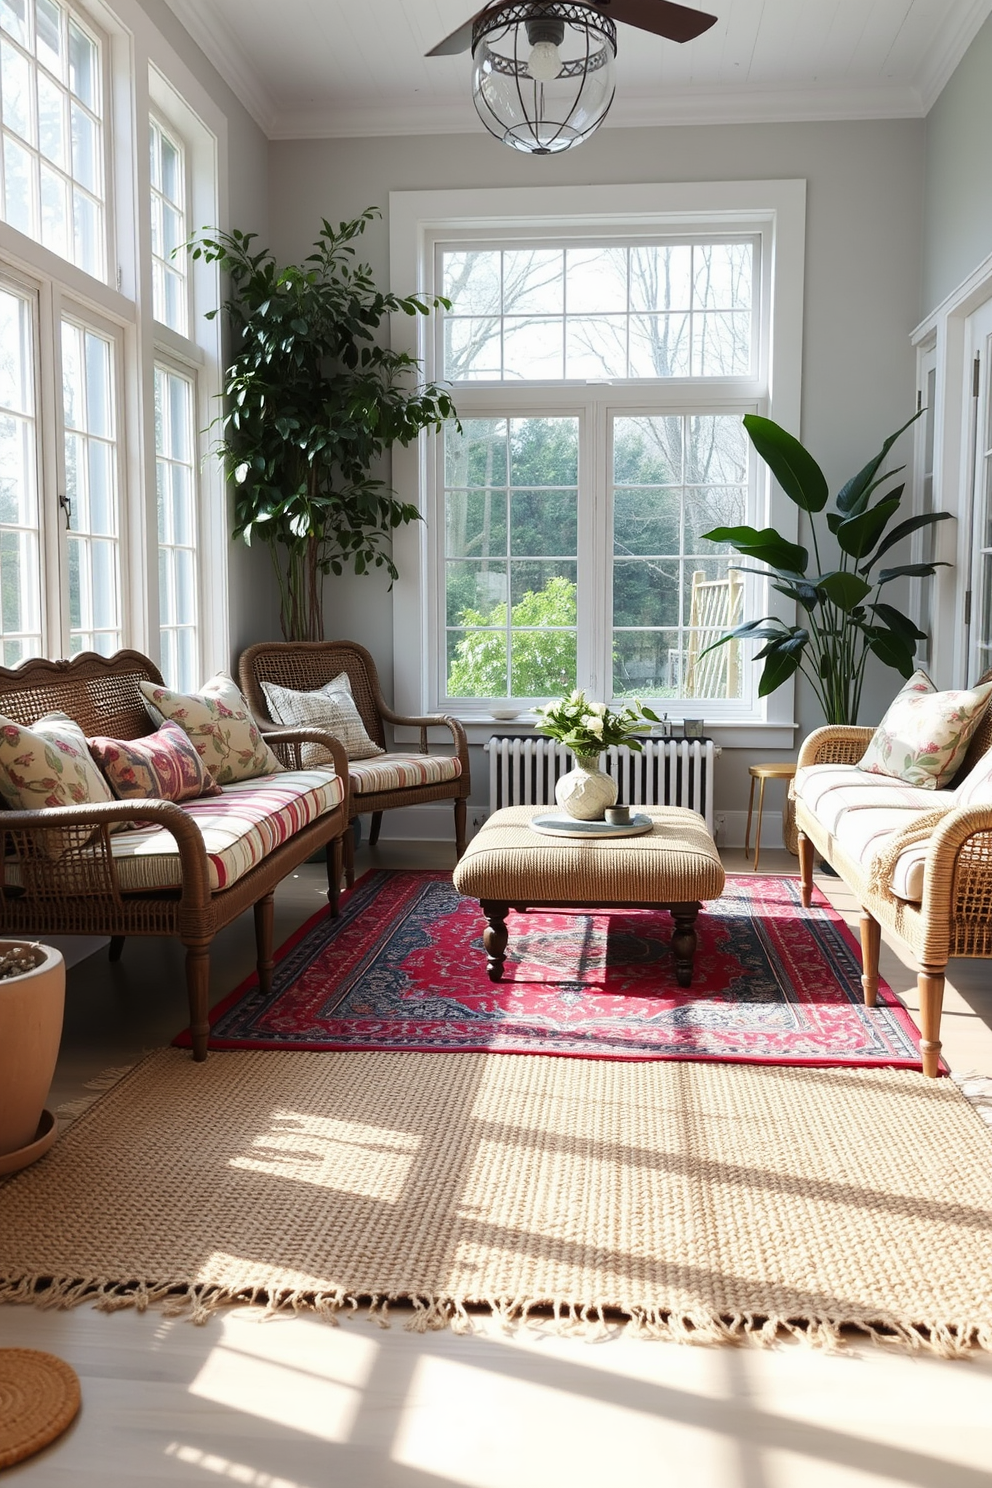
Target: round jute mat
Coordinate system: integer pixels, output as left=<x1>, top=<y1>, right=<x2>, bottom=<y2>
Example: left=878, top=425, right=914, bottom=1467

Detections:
left=0, top=1349, right=80, bottom=1469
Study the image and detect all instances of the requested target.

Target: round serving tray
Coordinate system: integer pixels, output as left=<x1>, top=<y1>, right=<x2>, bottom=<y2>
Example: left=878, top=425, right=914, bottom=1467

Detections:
left=529, top=812, right=654, bottom=840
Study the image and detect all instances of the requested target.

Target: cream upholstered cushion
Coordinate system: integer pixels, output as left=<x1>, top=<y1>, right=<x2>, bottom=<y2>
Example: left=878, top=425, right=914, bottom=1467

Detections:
left=3, top=769, right=344, bottom=894
left=140, top=674, right=284, bottom=785
left=829, top=804, right=948, bottom=903
left=260, top=673, right=383, bottom=767
left=348, top=753, right=462, bottom=795
left=857, top=670, right=992, bottom=788
left=794, top=764, right=957, bottom=835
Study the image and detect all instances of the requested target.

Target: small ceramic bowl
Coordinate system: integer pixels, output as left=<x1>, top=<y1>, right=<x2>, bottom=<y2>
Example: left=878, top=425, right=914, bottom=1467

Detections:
left=490, top=708, right=523, bottom=721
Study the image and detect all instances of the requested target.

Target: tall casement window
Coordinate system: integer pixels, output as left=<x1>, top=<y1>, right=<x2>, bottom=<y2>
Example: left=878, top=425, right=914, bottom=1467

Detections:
left=391, top=184, right=804, bottom=740
left=0, top=0, right=222, bottom=680
left=149, top=114, right=186, bottom=333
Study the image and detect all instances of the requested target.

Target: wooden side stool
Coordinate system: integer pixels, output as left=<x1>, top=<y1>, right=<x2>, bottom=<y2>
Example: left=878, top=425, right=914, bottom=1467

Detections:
left=745, top=762, right=798, bottom=870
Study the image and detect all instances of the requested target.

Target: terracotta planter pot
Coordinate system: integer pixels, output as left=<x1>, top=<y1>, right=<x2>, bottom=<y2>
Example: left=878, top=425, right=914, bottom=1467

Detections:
left=0, top=942, right=65, bottom=1159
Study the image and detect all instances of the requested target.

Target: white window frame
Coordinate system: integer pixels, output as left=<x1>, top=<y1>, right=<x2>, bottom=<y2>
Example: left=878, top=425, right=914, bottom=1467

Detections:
left=390, top=181, right=806, bottom=749
left=910, top=253, right=992, bottom=690
left=0, top=0, right=227, bottom=678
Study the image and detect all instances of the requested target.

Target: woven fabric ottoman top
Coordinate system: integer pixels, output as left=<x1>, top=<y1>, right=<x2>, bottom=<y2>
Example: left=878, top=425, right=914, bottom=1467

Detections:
left=453, top=805, right=725, bottom=904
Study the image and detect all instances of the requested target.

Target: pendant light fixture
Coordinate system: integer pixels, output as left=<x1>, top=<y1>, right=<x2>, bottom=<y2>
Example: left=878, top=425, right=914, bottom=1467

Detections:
left=471, top=2, right=617, bottom=156
left=427, top=1, right=719, bottom=157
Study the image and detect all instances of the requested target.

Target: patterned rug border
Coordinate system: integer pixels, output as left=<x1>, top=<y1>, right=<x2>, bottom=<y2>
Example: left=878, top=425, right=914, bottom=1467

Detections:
left=4, top=1049, right=992, bottom=1356
left=176, top=869, right=939, bottom=1070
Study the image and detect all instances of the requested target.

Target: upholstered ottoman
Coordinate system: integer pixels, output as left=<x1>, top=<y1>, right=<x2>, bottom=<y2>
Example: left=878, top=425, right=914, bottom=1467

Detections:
left=452, top=805, right=725, bottom=987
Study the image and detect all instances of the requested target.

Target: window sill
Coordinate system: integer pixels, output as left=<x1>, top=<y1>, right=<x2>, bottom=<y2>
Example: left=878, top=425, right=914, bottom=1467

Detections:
left=393, top=717, right=800, bottom=751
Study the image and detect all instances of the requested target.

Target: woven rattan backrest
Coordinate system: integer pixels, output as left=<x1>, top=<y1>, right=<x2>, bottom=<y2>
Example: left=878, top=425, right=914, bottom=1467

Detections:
left=239, top=641, right=387, bottom=749
left=950, top=668, right=992, bottom=785
left=0, top=650, right=163, bottom=740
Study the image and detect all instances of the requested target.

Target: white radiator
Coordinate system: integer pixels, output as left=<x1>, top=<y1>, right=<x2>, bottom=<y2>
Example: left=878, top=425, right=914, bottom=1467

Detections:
left=485, top=737, right=718, bottom=834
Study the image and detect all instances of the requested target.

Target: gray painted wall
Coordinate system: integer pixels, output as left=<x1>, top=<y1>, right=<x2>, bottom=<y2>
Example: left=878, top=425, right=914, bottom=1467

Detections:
left=265, top=120, right=925, bottom=817
left=923, top=12, right=992, bottom=316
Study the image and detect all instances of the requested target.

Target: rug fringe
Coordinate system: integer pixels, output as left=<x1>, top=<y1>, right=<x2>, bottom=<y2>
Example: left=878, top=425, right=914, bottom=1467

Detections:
left=4, top=1275, right=989, bottom=1357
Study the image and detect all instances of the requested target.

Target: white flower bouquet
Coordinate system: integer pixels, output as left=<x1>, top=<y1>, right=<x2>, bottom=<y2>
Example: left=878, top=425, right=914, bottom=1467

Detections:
left=533, top=690, right=660, bottom=758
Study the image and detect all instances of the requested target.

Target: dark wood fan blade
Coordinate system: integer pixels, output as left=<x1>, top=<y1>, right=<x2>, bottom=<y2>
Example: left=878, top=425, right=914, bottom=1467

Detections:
left=426, top=9, right=487, bottom=56
left=593, top=0, right=717, bottom=43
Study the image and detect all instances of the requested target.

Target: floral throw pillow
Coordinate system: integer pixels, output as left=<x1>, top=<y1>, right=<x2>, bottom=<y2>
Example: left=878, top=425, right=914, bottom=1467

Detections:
left=139, top=674, right=284, bottom=785
left=260, top=672, right=383, bottom=767
left=89, top=720, right=222, bottom=803
left=858, top=670, right=992, bottom=788
left=0, top=711, right=116, bottom=812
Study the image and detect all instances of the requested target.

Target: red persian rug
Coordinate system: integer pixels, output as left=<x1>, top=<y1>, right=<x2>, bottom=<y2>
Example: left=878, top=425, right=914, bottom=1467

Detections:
left=176, top=870, right=931, bottom=1068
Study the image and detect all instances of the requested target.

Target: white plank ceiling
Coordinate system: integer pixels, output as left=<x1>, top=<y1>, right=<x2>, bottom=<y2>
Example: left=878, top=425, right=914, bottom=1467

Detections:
left=164, top=0, right=992, bottom=138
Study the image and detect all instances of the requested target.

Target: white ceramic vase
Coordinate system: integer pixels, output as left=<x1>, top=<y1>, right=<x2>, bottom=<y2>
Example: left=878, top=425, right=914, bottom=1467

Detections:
left=0, top=941, right=65, bottom=1166
left=555, top=753, right=618, bottom=821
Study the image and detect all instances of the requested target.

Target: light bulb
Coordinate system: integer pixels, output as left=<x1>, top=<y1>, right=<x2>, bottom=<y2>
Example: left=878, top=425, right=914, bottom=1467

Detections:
left=527, top=40, right=561, bottom=83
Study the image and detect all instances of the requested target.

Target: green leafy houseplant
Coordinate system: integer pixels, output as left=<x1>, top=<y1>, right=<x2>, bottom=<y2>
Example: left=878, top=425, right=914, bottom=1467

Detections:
left=189, top=209, right=456, bottom=641
left=534, top=690, right=660, bottom=758
left=700, top=412, right=953, bottom=725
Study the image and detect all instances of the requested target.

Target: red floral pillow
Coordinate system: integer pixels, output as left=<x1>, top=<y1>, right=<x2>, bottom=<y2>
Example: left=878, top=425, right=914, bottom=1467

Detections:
left=89, top=720, right=221, bottom=803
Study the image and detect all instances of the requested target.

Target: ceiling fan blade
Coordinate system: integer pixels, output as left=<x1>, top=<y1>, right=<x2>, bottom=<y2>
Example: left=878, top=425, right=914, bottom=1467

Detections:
left=426, top=9, right=488, bottom=56
left=593, top=0, right=717, bottom=43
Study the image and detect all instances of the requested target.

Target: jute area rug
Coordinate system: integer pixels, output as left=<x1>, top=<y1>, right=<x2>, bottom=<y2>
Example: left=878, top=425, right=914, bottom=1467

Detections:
left=2, top=1049, right=992, bottom=1355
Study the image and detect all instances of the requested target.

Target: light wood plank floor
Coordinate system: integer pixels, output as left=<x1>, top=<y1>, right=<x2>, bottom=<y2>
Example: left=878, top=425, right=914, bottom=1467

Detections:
left=2, top=841, right=992, bottom=1487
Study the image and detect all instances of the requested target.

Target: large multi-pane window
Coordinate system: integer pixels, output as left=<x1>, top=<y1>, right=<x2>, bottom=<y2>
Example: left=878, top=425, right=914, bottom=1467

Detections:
left=0, top=0, right=219, bottom=679
left=149, top=115, right=186, bottom=332
left=438, top=237, right=758, bottom=710
left=0, top=0, right=103, bottom=278
left=155, top=363, right=197, bottom=689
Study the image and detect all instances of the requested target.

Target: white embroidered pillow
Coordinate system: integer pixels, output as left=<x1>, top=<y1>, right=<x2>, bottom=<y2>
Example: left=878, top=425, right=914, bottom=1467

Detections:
left=858, top=671, right=992, bottom=789
left=139, top=674, right=284, bottom=785
left=261, top=673, right=383, bottom=767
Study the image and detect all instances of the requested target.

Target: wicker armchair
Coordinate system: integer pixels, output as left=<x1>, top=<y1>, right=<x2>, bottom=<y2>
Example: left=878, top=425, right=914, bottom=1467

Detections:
left=0, top=650, right=351, bottom=1060
left=793, top=690, right=992, bottom=1078
left=239, top=639, right=471, bottom=876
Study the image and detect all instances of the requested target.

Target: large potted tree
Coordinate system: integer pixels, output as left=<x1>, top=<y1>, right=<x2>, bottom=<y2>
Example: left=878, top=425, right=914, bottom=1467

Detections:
left=190, top=209, right=456, bottom=641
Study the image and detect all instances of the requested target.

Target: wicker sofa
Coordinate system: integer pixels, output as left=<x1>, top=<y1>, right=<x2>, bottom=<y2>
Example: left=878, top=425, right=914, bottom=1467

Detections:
left=0, top=650, right=351, bottom=1060
left=793, top=691, right=992, bottom=1078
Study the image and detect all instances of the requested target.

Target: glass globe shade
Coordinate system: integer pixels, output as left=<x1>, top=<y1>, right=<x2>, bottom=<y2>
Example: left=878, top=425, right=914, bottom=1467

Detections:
left=471, top=5, right=617, bottom=156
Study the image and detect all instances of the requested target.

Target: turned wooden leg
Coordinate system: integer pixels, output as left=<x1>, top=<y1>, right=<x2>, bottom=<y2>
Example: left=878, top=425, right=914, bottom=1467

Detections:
left=480, top=899, right=510, bottom=982
left=344, top=821, right=356, bottom=888
left=859, top=909, right=881, bottom=1007
left=918, top=965, right=945, bottom=1078
left=670, top=902, right=700, bottom=988
left=254, top=891, right=275, bottom=995
left=454, top=798, right=467, bottom=860
left=185, top=942, right=211, bottom=1062
left=108, top=935, right=125, bottom=963
left=369, top=811, right=383, bottom=846
left=328, top=835, right=343, bottom=915
left=798, top=832, right=815, bottom=908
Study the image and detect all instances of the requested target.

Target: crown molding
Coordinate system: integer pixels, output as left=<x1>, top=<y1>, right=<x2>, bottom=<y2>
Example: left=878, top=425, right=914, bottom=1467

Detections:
left=916, top=0, right=992, bottom=111
left=268, top=82, right=925, bottom=141
left=162, top=0, right=277, bottom=135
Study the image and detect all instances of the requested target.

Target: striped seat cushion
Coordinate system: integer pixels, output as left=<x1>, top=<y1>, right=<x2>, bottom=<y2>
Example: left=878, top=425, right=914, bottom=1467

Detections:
left=5, top=769, right=344, bottom=894
left=795, top=767, right=957, bottom=837
left=348, top=752, right=462, bottom=795
left=831, top=806, right=943, bottom=903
